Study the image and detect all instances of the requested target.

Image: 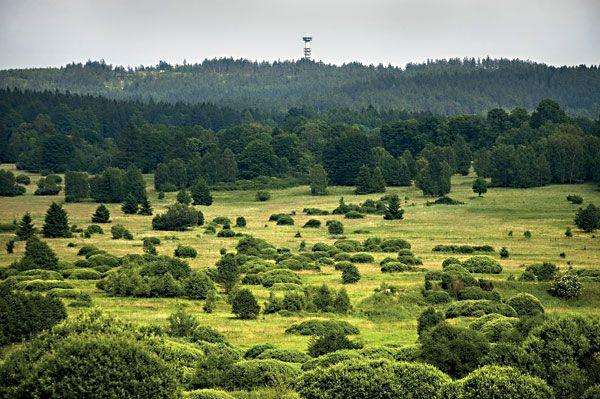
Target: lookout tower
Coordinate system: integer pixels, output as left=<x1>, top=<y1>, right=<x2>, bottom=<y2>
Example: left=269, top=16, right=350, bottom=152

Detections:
left=302, top=35, right=312, bottom=60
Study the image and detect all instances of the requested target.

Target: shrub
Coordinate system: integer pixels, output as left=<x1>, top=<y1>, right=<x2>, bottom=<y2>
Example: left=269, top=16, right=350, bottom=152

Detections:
left=0, top=169, right=25, bottom=196
left=424, top=290, right=452, bottom=304
left=257, top=348, right=310, bottom=363
left=217, top=228, right=236, bottom=237
left=381, top=262, right=414, bottom=273
left=575, top=204, right=600, bottom=232
left=524, top=262, right=559, bottom=281
left=303, top=208, right=329, bottom=215
left=445, top=300, right=517, bottom=318
left=85, top=224, right=104, bottom=235
left=507, top=293, right=544, bottom=317
left=303, top=219, right=321, bottom=228
left=345, top=210, right=364, bottom=219
left=308, top=331, right=362, bottom=357
left=174, top=245, right=197, bottom=258
left=285, top=319, right=359, bottom=336
left=327, top=220, right=344, bottom=235
left=16, top=279, right=74, bottom=291
left=567, top=194, right=584, bottom=204
left=64, top=268, right=102, bottom=280
left=224, top=359, right=300, bottom=390
left=111, top=224, right=133, bottom=240
left=418, top=307, right=445, bottom=337
left=235, top=216, right=246, bottom=227
left=91, top=204, right=111, bottom=223
left=87, top=253, right=120, bottom=268
left=462, top=256, right=502, bottom=274
left=261, top=269, right=301, bottom=288
left=499, top=247, right=509, bottom=258
left=523, top=230, right=532, bottom=238
left=191, top=178, right=213, bottom=206
left=349, top=253, right=374, bottom=263
left=443, top=365, right=553, bottom=399
left=341, top=264, right=361, bottom=284
left=153, top=203, right=199, bottom=231
left=182, top=271, right=215, bottom=300
left=15, top=174, right=31, bottom=185
left=42, top=202, right=71, bottom=238
left=276, top=215, right=295, bottom=225
left=231, top=288, right=260, bottom=319
left=549, top=273, right=582, bottom=299
left=185, top=390, right=233, bottom=399
left=255, top=191, right=271, bottom=202
left=457, top=286, right=500, bottom=301
left=121, top=193, right=139, bottom=214
left=380, top=238, right=411, bottom=251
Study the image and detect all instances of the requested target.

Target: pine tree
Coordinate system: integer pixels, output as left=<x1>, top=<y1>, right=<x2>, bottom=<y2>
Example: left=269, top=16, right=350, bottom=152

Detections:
left=91, top=204, right=111, bottom=223
left=231, top=288, right=260, bottom=319
left=16, top=236, right=59, bottom=270
left=124, top=166, right=147, bottom=202
left=121, top=193, right=139, bottom=214
left=64, top=171, right=90, bottom=203
left=371, top=167, right=386, bottom=193
left=191, top=178, right=213, bottom=206
left=16, top=212, right=36, bottom=240
left=138, top=196, right=153, bottom=215
left=42, top=202, right=71, bottom=238
left=309, top=164, right=328, bottom=195
left=219, top=148, right=238, bottom=182
left=383, top=194, right=404, bottom=220
left=354, top=165, right=373, bottom=195
left=333, top=288, right=351, bottom=314
left=176, top=189, right=192, bottom=205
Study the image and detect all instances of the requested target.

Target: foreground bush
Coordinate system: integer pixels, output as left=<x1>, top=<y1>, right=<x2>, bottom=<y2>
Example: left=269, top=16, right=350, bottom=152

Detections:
left=507, top=293, right=544, bottom=317
left=297, top=358, right=450, bottom=399
left=225, top=359, right=300, bottom=390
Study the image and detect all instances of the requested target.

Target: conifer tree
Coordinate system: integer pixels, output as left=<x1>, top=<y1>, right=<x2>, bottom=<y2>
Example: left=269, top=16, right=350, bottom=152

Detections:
left=176, top=189, right=192, bottom=205
left=121, top=193, right=139, bottom=214
left=91, top=204, right=111, bottom=223
left=16, top=236, right=59, bottom=270
left=231, top=288, right=260, bottom=319
left=191, top=178, right=213, bottom=206
left=64, top=171, right=90, bottom=203
left=355, top=165, right=386, bottom=194
left=16, top=212, right=36, bottom=240
left=333, top=288, right=351, bottom=314
left=42, top=202, right=71, bottom=238
left=383, top=194, right=404, bottom=220
left=219, top=148, right=238, bottom=182
left=309, top=164, right=328, bottom=195
left=138, top=196, right=153, bottom=215
left=371, top=167, right=386, bottom=193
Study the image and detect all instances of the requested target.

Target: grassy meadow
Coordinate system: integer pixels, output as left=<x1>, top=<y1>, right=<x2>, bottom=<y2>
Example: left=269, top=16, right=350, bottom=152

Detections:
left=1, top=163, right=599, bottom=351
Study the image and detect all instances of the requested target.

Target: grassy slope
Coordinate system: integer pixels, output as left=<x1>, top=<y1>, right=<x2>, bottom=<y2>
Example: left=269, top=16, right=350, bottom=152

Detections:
left=0, top=164, right=599, bottom=351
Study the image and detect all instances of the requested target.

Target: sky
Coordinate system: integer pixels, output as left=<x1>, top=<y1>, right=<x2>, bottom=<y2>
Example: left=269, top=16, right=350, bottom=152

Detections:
left=0, top=0, right=599, bottom=69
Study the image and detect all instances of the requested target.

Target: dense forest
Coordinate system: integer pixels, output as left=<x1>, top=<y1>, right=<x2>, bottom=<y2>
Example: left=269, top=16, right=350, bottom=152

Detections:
left=1, top=58, right=600, bottom=115
left=1, top=88, right=599, bottom=200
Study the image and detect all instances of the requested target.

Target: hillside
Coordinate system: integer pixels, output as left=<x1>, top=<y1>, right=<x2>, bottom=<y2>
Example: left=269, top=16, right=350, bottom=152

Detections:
left=1, top=58, right=600, bottom=115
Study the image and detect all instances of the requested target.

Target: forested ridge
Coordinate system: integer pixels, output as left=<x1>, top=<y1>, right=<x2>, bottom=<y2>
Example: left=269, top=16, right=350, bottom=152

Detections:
left=1, top=57, right=599, bottom=115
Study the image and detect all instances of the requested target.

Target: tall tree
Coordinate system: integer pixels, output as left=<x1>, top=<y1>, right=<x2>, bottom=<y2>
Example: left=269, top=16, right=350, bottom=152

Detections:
left=91, top=204, right=111, bottom=223
left=309, top=164, right=328, bottom=195
left=415, top=145, right=453, bottom=196
left=121, top=193, right=139, bottom=214
left=42, top=203, right=71, bottom=238
left=191, top=178, right=213, bottom=206
left=16, top=212, right=36, bottom=240
left=64, top=171, right=90, bottom=203
left=383, top=194, right=404, bottom=220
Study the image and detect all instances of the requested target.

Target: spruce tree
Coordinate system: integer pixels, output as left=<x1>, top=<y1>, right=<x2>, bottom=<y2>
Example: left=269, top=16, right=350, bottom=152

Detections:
left=121, top=193, right=139, bottom=214
left=64, top=171, right=89, bottom=202
left=138, top=196, right=153, bottom=215
left=191, top=178, right=213, bottom=206
left=333, top=288, right=351, bottom=314
left=16, top=236, right=59, bottom=270
left=16, top=212, right=36, bottom=240
left=383, top=194, right=404, bottom=220
left=42, top=202, right=71, bottom=238
left=231, top=288, right=260, bottom=319
left=354, top=165, right=373, bottom=195
left=219, top=148, right=238, bottom=182
left=92, top=204, right=111, bottom=223
left=371, top=167, right=386, bottom=193
left=176, top=189, right=192, bottom=205
left=309, top=164, right=328, bottom=195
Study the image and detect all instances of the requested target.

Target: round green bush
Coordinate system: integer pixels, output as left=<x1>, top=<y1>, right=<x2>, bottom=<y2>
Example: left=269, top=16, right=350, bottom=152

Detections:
left=255, top=191, right=271, bottom=202
left=18, top=269, right=63, bottom=280
left=381, top=262, right=413, bottom=273
left=174, top=245, right=198, bottom=258
left=276, top=215, right=295, bottom=225
left=64, top=268, right=101, bottom=280
left=216, top=228, right=236, bottom=238
left=507, top=293, right=544, bottom=317
left=442, top=365, right=553, bottom=399
left=256, top=348, right=311, bottom=363
left=349, top=253, right=374, bottom=263
left=345, top=211, right=364, bottom=219
left=235, top=217, right=246, bottom=228
left=303, top=219, right=321, bottom=228
left=341, top=264, right=361, bottom=284
left=260, top=269, right=302, bottom=288
left=445, top=300, right=517, bottom=318
left=77, top=245, right=99, bottom=257
left=244, top=343, right=277, bottom=359
left=424, top=290, right=452, bottom=304
left=87, top=253, right=120, bottom=268
left=224, top=359, right=300, bottom=390
left=184, top=389, right=234, bottom=399
left=285, top=319, right=360, bottom=336
left=549, top=273, right=582, bottom=299
left=462, top=256, right=502, bottom=274
left=326, top=220, right=344, bottom=235
left=300, top=349, right=362, bottom=371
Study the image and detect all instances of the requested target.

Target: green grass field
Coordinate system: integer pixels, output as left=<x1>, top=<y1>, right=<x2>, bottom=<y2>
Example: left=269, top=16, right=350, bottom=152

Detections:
left=1, top=164, right=599, bottom=351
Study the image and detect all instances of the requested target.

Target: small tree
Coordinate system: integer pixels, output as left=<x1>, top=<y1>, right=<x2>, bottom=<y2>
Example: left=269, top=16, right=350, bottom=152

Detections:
left=16, top=236, right=59, bottom=270
left=6, top=239, right=15, bottom=254
left=574, top=203, right=600, bottom=233
left=216, top=253, right=241, bottom=293
left=191, top=178, right=213, bottom=206
left=152, top=203, right=198, bottom=231
left=327, top=220, right=344, bottom=235
left=0, top=169, right=26, bottom=196
left=235, top=216, right=246, bottom=227
left=383, top=194, right=404, bottom=220
left=64, top=171, right=90, bottom=202
left=42, top=202, right=71, bottom=238
left=417, top=307, right=444, bottom=338
left=499, top=247, right=509, bottom=258
left=565, top=227, right=572, bottom=237
left=333, top=288, right=351, bottom=314
left=176, top=189, right=192, bottom=205
left=121, top=193, right=139, bottom=214
left=355, top=165, right=386, bottom=194
left=16, top=212, right=36, bottom=240
left=138, top=196, right=153, bottom=215
left=472, top=177, right=488, bottom=197
left=255, top=191, right=271, bottom=202
left=231, top=289, right=260, bottom=319
left=204, top=290, right=218, bottom=313
left=342, top=264, right=361, bottom=284
left=91, top=204, right=111, bottom=223
left=309, top=164, right=328, bottom=195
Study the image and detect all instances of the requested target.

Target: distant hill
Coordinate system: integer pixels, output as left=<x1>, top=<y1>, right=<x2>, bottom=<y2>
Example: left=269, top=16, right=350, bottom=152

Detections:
left=1, top=58, right=599, bottom=116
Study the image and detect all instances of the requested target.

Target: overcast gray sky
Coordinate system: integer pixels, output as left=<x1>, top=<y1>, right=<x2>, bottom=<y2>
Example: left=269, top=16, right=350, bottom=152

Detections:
left=1, top=0, right=599, bottom=69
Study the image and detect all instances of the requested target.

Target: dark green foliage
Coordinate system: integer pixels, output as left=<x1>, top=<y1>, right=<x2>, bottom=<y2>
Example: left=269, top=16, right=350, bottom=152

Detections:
left=176, top=189, right=192, bottom=205
left=42, top=202, right=71, bottom=238
left=64, top=171, right=89, bottom=202
left=308, top=331, right=362, bottom=357
left=121, top=193, right=139, bottom=214
left=15, top=237, right=59, bottom=271
left=174, top=245, right=197, bottom=258
left=231, top=288, right=260, bottom=319
left=341, top=264, right=361, bottom=284
left=565, top=227, right=573, bottom=237
left=166, top=306, right=199, bottom=337
left=285, top=319, right=359, bottom=336
left=549, top=273, right=582, bottom=298
left=445, top=300, right=517, bottom=318
left=215, top=253, right=241, bottom=292
left=443, top=365, right=554, bottom=399
left=350, top=253, right=374, bottom=263
left=260, top=269, right=302, bottom=288
left=89, top=167, right=127, bottom=203
left=5, top=239, right=15, bottom=254
left=499, top=246, right=509, bottom=258
left=152, top=203, right=199, bottom=231
left=15, top=212, right=36, bottom=240
left=420, top=322, right=490, bottom=378
left=507, top=293, right=544, bottom=317
left=524, top=262, right=559, bottom=281
left=309, top=164, right=328, bottom=195
left=472, top=177, right=488, bottom=196
left=85, top=224, right=103, bottom=235
left=235, top=216, right=246, bottom=227
left=111, top=224, right=133, bottom=240
left=303, top=219, right=321, bottom=228
left=327, top=220, right=344, bottom=235
left=244, top=344, right=277, bottom=359
left=355, top=165, right=386, bottom=194
left=344, top=210, right=364, bottom=219
left=255, top=190, right=271, bottom=201
left=91, top=204, right=111, bottom=223
left=0, top=287, right=67, bottom=345
left=138, top=196, right=153, bottom=215
left=15, top=174, right=30, bottom=185
left=575, top=204, right=600, bottom=232
left=462, top=256, right=502, bottom=274
left=416, top=145, right=453, bottom=196
left=303, top=207, right=329, bottom=215
left=417, top=307, right=445, bottom=337
left=224, top=359, right=300, bottom=390
left=567, top=194, right=583, bottom=204
left=191, top=178, right=213, bottom=206
left=256, top=348, right=310, bottom=363
left=276, top=215, right=294, bottom=225
left=0, top=169, right=25, bottom=196
left=182, top=271, right=215, bottom=300
left=524, top=230, right=532, bottom=238
left=333, top=287, right=351, bottom=314
left=383, top=194, right=404, bottom=220
left=193, top=343, right=241, bottom=389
